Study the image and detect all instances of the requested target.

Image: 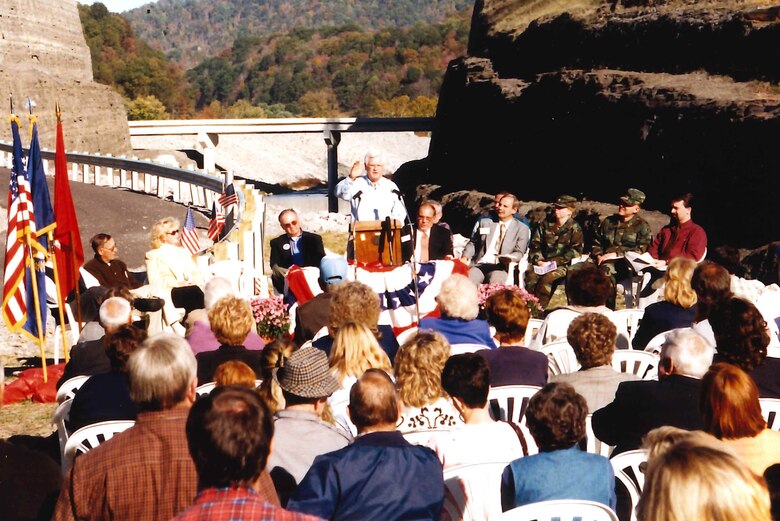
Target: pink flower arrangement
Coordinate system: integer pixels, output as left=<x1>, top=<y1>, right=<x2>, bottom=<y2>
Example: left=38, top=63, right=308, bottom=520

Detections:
left=478, top=283, right=544, bottom=318
left=250, top=296, right=291, bottom=340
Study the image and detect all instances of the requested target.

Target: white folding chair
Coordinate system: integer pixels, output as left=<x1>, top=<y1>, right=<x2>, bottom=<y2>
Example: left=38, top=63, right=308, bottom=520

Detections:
left=56, top=375, right=91, bottom=404
left=578, top=414, right=614, bottom=458
left=195, top=381, right=217, bottom=398
left=760, top=398, right=780, bottom=431
left=487, top=385, right=541, bottom=426
left=442, top=461, right=511, bottom=521
left=395, top=326, right=419, bottom=345
left=540, top=340, right=581, bottom=376
left=499, top=499, right=619, bottom=521
left=611, top=309, right=644, bottom=344
left=402, top=429, right=451, bottom=446
left=62, top=420, right=135, bottom=476
left=52, top=398, right=74, bottom=463
left=611, top=350, right=659, bottom=380
left=767, top=346, right=780, bottom=358
left=505, top=250, right=529, bottom=288
left=610, top=449, right=648, bottom=521
left=450, top=343, right=489, bottom=356
left=642, top=331, right=671, bottom=356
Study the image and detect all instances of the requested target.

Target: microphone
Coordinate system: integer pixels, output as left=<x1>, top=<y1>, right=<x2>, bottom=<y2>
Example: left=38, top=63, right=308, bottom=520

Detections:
left=352, top=190, right=363, bottom=201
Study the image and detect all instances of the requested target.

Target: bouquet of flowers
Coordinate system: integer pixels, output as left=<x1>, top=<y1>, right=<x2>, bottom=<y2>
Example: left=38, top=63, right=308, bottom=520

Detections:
left=250, top=296, right=290, bottom=340
left=477, top=283, right=544, bottom=318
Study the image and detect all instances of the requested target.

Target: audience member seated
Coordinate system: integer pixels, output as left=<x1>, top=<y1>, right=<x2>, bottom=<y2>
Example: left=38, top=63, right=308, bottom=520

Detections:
left=145, top=216, right=205, bottom=335
left=418, top=274, right=496, bottom=347
left=293, top=255, right=348, bottom=346
left=185, top=276, right=265, bottom=355
left=67, top=325, right=147, bottom=432
left=402, top=200, right=453, bottom=262
left=82, top=233, right=143, bottom=291
left=75, top=286, right=133, bottom=343
left=479, top=288, right=547, bottom=387
left=641, top=425, right=724, bottom=461
left=268, top=347, right=352, bottom=505
left=501, top=383, right=616, bottom=511
left=287, top=370, right=445, bottom=520
left=269, top=208, right=326, bottom=295
left=57, top=296, right=133, bottom=388
left=637, top=438, right=771, bottom=521
left=632, top=257, right=697, bottom=350
left=592, top=329, right=713, bottom=455
left=531, top=267, right=616, bottom=348
left=395, top=330, right=462, bottom=433
left=312, top=281, right=399, bottom=361
left=551, top=313, right=639, bottom=411
left=258, top=338, right=296, bottom=414
left=195, top=296, right=264, bottom=384
left=213, top=360, right=258, bottom=389
left=690, top=259, right=733, bottom=346
left=700, top=362, right=780, bottom=476
left=172, top=386, right=316, bottom=521
left=710, top=297, right=780, bottom=398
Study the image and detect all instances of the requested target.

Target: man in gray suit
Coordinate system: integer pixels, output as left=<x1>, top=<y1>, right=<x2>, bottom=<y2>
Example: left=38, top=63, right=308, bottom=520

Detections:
left=461, top=193, right=530, bottom=285
left=550, top=313, right=639, bottom=412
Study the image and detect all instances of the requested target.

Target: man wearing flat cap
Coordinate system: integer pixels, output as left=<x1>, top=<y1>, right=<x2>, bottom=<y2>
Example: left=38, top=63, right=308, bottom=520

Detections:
left=267, top=346, right=352, bottom=505
left=591, top=188, right=653, bottom=308
left=525, top=195, right=584, bottom=308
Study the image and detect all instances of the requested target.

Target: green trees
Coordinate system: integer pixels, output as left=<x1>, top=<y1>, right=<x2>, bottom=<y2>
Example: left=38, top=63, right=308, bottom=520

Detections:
left=126, top=95, right=169, bottom=120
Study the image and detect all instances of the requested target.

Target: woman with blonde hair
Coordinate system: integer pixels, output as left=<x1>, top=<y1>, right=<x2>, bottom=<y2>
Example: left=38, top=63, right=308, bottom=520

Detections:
left=258, top=337, right=296, bottom=414
left=632, top=257, right=697, bottom=349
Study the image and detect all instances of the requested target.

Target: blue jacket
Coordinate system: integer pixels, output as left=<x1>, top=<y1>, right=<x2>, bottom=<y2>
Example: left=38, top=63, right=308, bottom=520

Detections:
left=287, top=431, right=444, bottom=521
left=501, top=445, right=616, bottom=511
left=418, top=316, right=496, bottom=348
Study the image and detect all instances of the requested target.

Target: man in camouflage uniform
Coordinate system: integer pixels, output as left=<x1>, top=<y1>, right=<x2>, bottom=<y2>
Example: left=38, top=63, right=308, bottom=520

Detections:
left=524, top=195, right=584, bottom=308
left=591, top=188, right=653, bottom=308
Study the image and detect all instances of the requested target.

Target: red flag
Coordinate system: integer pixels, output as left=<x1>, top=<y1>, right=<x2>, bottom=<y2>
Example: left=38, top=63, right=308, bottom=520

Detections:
left=53, top=109, right=84, bottom=304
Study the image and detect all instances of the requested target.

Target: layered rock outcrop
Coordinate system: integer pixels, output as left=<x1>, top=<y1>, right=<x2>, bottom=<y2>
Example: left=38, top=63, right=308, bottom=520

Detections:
left=0, top=0, right=130, bottom=154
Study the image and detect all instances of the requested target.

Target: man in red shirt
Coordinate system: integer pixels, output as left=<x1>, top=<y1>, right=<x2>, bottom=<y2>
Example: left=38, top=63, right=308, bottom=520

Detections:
left=648, top=193, right=707, bottom=266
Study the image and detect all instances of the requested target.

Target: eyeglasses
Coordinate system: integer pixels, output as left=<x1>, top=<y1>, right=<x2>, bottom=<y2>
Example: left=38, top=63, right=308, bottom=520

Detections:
left=417, top=215, right=433, bottom=221
left=281, top=221, right=298, bottom=228
left=167, top=229, right=180, bottom=235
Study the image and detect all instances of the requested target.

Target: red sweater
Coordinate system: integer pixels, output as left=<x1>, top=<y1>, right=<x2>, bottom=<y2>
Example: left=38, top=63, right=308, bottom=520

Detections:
left=648, top=219, right=707, bottom=261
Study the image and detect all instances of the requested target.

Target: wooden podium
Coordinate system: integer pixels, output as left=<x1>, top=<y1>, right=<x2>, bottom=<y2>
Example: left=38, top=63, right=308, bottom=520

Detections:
left=352, top=219, right=404, bottom=266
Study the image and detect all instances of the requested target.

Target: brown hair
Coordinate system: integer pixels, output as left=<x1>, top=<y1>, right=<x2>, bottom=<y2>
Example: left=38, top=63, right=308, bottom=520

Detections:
left=485, top=289, right=529, bottom=344
left=700, top=362, right=766, bottom=439
left=105, top=325, right=148, bottom=372
left=348, top=369, right=399, bottom=432
left=710, top=297, right=769, bottom=372
left=328, top=281, right=381, bottom=338
left=565, top=267, right=612, bottom=307
left=214, top=361, right=258, bottom=389
left=692, top=261, right=733, bottom=322
left=525, top=383, right=587, bottom=452
left=394, top=330, right=450, bottom=408
left=257, top=337, right=295, bottom=413
left=208, top=296, right=254, bottom=346
left=566, top=313, right=616, bottom=369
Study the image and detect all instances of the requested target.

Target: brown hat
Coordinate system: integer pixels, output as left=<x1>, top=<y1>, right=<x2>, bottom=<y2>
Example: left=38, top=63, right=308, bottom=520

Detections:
left=552, top=195, right=577, bottom=209
left=619, top=188, right=646, bottom=207
left=272, top=346, right=339, bottom=398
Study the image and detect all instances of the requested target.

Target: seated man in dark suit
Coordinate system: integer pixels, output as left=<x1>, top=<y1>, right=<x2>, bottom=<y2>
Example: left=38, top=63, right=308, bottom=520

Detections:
left=82, top=233, right=141, bottom=290
left=270, top=209, right=326, bottom=294
left=591, top=328, right=714, bottom=455
left=402, top=201, right=453, bottom=262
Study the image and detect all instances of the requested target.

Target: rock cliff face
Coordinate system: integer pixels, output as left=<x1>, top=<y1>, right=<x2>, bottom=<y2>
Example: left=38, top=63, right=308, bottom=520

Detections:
left=404, top=0, right=780, bottom=251
left=0, top=0, right=130, bottom=154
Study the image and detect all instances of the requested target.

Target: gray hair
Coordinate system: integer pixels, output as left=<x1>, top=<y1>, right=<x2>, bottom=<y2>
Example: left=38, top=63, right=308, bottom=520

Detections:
left=204, top=276, right=236, bottom=310
left=436, top=274, right=479, bottom=321
left=660, top=329, right=714, bottom=378
left=364, top=150, right=382, bottom=165
left=99, top=297, right=132, bottom=331
left=128, top=333, right=197, bottom=411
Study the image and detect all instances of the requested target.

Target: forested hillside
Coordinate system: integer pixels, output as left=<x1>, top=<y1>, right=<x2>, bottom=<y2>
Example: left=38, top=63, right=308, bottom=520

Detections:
left=124, top=0, right=473, bottom=68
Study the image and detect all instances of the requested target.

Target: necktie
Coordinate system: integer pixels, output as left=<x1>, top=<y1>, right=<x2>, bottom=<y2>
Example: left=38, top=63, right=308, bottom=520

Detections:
left=420, top=231, right=429, bottom=262
left=496, top=223, right=506, bottom=255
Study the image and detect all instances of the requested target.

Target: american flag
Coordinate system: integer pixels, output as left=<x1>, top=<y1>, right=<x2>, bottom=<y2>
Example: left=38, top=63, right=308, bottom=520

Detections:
left=218, top=182, right=238, bottom=209
left=181, top=206, right=201, bottom=255
left=2, top=116, right=35, bottom=332
left=207, top=201, right=224, bottom=241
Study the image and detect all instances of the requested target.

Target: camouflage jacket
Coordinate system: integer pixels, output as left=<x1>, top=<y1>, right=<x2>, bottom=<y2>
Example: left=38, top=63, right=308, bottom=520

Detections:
left=591, top=214, right=652, bottom=257
left=529, top=218, right=584, bottom=266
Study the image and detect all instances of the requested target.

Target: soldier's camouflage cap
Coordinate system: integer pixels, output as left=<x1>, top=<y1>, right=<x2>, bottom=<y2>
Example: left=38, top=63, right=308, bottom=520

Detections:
left=620, top=188, right=646, bottom=207
left=552, top=195, right=578, bottom=209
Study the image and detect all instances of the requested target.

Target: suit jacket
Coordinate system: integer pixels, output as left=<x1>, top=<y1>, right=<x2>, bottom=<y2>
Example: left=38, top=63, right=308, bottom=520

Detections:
left=550, top=365, right=640, bottom=413
left=402, top=225, right=454, bottom=262
left=462, top=218, right=530, bottom=265
left=57, top=337, right=111, bottom=389
left=269, top=231, right=325, bottom=270
left=293, top=292, right=333, bottom=346
left=591, top=374, right=704, bottom=455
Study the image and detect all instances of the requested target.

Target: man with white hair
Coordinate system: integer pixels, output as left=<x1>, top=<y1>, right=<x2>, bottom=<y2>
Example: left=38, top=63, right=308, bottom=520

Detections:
left=591, top=328, right=714, bottom=455
left=335, top=150, right=408, bottom=223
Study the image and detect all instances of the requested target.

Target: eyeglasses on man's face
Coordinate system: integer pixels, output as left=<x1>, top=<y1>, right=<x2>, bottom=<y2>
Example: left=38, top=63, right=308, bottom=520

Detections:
left=167, top=229, right=180, bottom=235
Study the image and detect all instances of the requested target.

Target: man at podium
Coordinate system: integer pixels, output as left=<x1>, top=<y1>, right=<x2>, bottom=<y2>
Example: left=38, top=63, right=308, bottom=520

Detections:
left=335, top=150, right=408, bottom=222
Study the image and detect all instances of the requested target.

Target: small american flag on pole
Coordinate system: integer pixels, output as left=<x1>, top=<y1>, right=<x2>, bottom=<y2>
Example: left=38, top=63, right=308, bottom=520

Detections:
left=207, top=201, right=224, bottom=241
left=181, top=206, right=201, bottom=255
left=218, top=182, right=238, bottom=209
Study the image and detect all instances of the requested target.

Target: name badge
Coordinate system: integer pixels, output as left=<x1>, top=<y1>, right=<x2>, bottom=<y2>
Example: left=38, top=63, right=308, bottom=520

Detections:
left=282, top=244, right=291, bottom=250
left=479, top=227, right=490, bottom=235
left=401, top=235, right=411, bottom=243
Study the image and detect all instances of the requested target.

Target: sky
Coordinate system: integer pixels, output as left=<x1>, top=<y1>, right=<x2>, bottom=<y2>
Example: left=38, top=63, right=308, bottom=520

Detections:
left=80, top=0, right=159, bottom=14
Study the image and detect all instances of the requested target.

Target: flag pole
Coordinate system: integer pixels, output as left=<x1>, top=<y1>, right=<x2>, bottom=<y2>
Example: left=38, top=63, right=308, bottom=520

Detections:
left=25, top=235, right=48, bottom=382
left=47, top=227, right=70, bottom=363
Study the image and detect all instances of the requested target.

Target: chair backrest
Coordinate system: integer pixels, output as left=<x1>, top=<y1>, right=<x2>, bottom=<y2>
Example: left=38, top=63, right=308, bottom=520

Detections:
left=487, top=385, right=542, bottom=425
left=56, top=375, right=91, bottom=404
left=62, top=420, right=135, bottom=476
left=443, top=461, right=512, bottom=521
left=450, top=343, right=489, bottom=356
left=611, top=309, right=644, bottom=344
left=499, top=499, right=619, bottom=521
left=402, top=429, right=450, bottom=446
left=767, top=346, right=780, bottom=359
left=395, top=326, right=418, bottom=345
left=525, top=318, right=545, bottom=346
left=611, top=350, right=659, bottom=380
left=52, top=398, right=74, bottom=462
left=609, top=449, right=648, bottom=521
left=760, top=398, right=780, bottom=431
left=643, top=330, right=671, bottom=356
left=195, top=381, right=217, bottom=398
left=540, top=340, right=581, bottom=376
left=578, top=414, right=614, bottom=458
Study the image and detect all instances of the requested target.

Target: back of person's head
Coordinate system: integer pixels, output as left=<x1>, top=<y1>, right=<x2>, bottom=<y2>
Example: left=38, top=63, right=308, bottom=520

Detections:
left=637, top=439, right=772, bottom=521
left=348, top=369, right=399, bottom=433
left=566, top=313, right=616, bottom=369
left=257, top=337, right=295, bottom=414
left=319, top=255, right=348, bottom=288
left=329, top=322, right=392, bottom=384
left=692, top=260, right=733, bottom=321
left=99, top=296, right=132, bottom=331
left=708, top=245, right=742, bottom=276
left=641, top=426, right=723, bottom=462
left=700, top=362, right=765, bottom=440
left=565, top=267, right=612, bottom=307
left=525, top=383, right=587, bottom=452
left=663, top=257, right=698, bottom=308
left=186, top=386, right=273, bottom=489
left=105, top=325, right=148, bottom=372
left=710, top=297, right=769, bottom=372
left=395, top=329, right=450, bottom=408
left=208, top=296, right=254, bottom=346
left=659, top=328, right=713, bottom=378
left=436, top=274, right=480, bottom=321
left=328, top=281, right=381, bottom=337
left=128, top=333, right=197, bottom=411
left=214, top=360, right=258, bottom=389
left=441, top=353, right=490, bottom=409
left=203, top=276, right=236, bottom=311
left=485, top=289, right=529, bottom=343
